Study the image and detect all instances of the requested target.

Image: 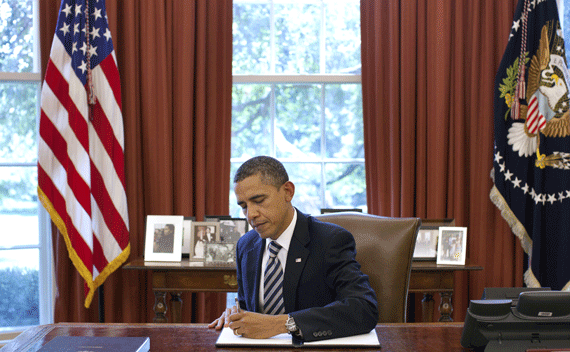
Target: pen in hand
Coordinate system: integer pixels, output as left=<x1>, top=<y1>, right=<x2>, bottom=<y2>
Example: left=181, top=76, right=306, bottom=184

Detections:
left=235, top=297, right=242, bottom=313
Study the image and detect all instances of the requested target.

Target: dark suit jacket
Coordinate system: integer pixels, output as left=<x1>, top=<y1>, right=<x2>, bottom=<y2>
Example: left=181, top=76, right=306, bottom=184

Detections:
left=236, top=210, right=378, bottom=342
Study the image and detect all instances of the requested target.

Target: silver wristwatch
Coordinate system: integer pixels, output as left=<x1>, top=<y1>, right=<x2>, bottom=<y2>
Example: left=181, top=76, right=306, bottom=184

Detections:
left=285, top=315, right=298, bottom=334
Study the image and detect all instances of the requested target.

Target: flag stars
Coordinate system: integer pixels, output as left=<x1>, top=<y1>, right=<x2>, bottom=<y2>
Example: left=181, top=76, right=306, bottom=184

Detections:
left=90, top=26, right=101, bottom=40
left=72, top=42, right=77, bottom=54
left=89, top=46, right=98, bottom=57
left=497, top=157, right=570, bottom=206
left=547, top=194, right=557, bottom=204
left=512, top=177, right=521, bottom=188
left=494, top=152, right=503, bottom=163
left=60, top=22, right=70, bottom=36
left=62, top=3, right=72, bottom=17
left=78, top=61, right=87, bottom=74
left=104, top=28, right=112, bottom=41
left=93, top=8, right=103, bottom=21
left=530, top=188, right=537, bottom=199
left=74, top=23, right=80, bottom=36
left=75, top=4, right=82, bottom=16
left=512, top=20, right=520, bottom=32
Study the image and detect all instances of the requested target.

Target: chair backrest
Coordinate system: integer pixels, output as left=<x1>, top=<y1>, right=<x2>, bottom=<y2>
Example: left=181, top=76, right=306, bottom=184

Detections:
left=314, top=212, right=421, bottom=323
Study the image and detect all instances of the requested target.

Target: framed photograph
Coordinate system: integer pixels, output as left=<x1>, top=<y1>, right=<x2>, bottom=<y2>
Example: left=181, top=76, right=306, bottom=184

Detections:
left=181, top=216, right=196, bottom=256
left=205, top=242, right=236, bottom=266
left=190, top=222, right=220, bottom=262
left=144, top=215, right=184, bottom=262
left=413, top=219, right=455, bottom=261
left=219, top=218, right=248, bottom=244
left=436, top=226, right=467, bottom=265
left=413, top=227, right=439, bottom=261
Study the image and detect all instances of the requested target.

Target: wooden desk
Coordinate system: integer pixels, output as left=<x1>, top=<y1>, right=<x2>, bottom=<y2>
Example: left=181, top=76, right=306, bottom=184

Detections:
left=409, top=260, right=482, bottom=322
left=1, top=322, right=469, bottom=352
left=123, top=258, right=482, bottom=323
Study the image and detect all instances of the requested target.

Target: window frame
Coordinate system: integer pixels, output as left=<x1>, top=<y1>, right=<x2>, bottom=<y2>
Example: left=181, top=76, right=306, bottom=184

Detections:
left=0, top=0, right=54, bottom=341
left=231, top=0, right=365, bottom=215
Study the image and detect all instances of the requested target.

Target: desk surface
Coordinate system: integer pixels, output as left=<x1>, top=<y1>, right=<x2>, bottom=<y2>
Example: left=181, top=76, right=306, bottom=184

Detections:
left=2, top=322, right=470, bottom=352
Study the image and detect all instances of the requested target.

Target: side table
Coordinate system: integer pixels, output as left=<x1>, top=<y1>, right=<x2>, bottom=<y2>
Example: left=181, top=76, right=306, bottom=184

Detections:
left=409, top=260, right=483, bottom=322
left=123, top=259, right=237, bottom=323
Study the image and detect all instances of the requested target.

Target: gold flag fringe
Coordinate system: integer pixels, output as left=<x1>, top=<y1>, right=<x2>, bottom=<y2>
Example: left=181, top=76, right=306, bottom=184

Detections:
left=38, top=186, right=131, bottom=308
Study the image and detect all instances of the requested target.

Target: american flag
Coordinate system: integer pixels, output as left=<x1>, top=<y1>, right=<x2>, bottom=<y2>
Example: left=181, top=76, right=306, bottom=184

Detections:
left=38, top=0, right=129, bottom=308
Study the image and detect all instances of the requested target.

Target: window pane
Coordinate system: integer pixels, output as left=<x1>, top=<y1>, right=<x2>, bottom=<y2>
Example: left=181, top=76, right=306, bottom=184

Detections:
left=0, top=0, right=36, bottom=73
left=325, top=163, right=366, bottom=210
left=0, top=82, right=39, bottom=163
left=274, top=3, right=320, bottom=74
left=0, top=213, right=38, bottom=248
left=0, top=165, right=38, bottom=227
left=233, top=2, right=270, bottom=74
left=325, top=84, right=363, bottom=158
left=286, top=162, right=321, bottom=215
left=0, top=249, right=39, bottom=327
left=325, top=1, right=361, bottom=74
left=232, top=84, right=273, bottom=158
left=275, top=84, right=322, bottom=159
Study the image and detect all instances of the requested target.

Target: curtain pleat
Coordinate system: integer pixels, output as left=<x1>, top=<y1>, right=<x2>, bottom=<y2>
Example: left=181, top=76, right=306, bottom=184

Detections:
left=40, top=0, right=232, bottom=324
left=361, top=0, right=524, bottom=322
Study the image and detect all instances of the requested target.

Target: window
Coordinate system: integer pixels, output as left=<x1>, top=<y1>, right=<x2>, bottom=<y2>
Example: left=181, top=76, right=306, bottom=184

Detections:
left=0, top=0, right=53, bottom=340
left=231, top=0, right=365, bottom=217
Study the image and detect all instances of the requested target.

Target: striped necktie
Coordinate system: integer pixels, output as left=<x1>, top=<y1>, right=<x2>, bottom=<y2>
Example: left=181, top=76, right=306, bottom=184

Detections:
left=263, top=241, right=285, bottom=315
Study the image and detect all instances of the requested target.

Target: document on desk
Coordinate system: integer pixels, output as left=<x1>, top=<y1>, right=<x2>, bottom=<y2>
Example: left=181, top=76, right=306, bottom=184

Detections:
left=215, top=327, right=380, bottom=348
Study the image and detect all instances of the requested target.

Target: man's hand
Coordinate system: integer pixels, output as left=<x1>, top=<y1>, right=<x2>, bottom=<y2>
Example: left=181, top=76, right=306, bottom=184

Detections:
left=227, top=311, right=288, bottom=339
left=208, top=306, right=237, bottom=330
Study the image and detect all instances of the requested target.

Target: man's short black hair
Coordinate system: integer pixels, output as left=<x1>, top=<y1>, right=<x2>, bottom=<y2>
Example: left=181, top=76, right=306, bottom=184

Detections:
left=233, top=156, right=289, bottom=188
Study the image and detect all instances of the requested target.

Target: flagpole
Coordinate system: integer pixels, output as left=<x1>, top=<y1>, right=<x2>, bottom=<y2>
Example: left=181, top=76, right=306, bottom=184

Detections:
left=98, top=284, right=105, bottom=323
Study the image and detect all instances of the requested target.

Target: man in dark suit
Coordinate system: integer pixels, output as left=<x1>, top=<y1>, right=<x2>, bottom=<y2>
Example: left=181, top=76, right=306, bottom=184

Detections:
left=208, top=156, right=378, bottom=342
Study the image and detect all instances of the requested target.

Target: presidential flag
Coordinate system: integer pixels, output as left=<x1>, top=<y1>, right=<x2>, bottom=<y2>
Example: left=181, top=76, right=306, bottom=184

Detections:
left=490, top=0, right=570, bottom=290
left=38, top=0, right=130, bottom=308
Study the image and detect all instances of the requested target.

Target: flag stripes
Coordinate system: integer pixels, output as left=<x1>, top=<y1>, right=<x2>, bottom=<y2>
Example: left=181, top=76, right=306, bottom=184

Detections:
left=526, top=95, right=546, bottom=134
left=38, top=0, right=129, bottom=308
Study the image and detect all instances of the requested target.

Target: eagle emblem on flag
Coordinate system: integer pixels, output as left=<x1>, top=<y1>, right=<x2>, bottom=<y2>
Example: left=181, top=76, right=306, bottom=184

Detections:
left=503, top=21, right=570, bottom=169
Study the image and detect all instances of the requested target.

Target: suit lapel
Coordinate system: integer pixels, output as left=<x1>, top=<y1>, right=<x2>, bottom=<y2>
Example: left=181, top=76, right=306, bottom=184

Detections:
left=243, top=236, right=265, bottom=313
left=283, top=211, right=310, bottom=313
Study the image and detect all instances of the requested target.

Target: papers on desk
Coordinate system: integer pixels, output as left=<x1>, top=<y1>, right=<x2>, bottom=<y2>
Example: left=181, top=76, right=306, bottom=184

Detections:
left=215, top=327, right=380, bottom=348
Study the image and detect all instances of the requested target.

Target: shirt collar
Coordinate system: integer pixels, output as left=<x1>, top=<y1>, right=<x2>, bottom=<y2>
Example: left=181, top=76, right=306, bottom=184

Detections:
left=265, top=208, right=297, bottom=253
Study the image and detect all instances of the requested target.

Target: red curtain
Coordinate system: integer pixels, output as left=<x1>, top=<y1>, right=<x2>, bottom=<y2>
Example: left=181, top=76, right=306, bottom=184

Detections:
left=40, top=0, right=232, bottom=323
left=40, top=0, right=530, bottom=324
left=361, top=0, right=525, bottom=321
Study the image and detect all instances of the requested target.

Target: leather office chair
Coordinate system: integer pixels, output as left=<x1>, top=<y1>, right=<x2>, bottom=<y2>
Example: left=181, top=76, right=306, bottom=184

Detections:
left=314, top=212, right=421, bottom=323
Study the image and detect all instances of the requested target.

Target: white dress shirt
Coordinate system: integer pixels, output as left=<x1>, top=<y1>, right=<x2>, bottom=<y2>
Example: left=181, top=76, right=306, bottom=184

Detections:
left=258, top=209, right=297, bottom=310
